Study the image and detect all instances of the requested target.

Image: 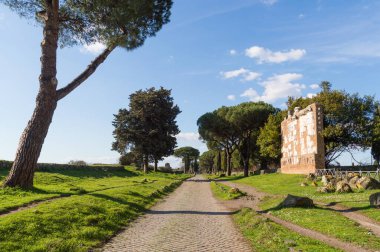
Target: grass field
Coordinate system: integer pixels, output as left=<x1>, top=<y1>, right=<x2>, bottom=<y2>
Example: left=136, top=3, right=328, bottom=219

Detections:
left=0, top=167, right=190, bottom=251
left=219, top=173, right=380, bottom=251
left=208, top=177, right=341, bottom=251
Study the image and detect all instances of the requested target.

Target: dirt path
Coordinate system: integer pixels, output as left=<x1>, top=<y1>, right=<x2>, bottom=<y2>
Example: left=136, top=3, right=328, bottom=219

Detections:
left=102, top=175, right=252, bottom=252
left=219, top=181, right=370, bottom=252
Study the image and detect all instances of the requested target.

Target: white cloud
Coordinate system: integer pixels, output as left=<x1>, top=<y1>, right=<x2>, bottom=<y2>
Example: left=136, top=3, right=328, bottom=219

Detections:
left=241, top=73, right=306, bottom=103
left=176, top=132, right=199, bottom=141
left=229, top=49, right=237, bottom=55
left=227, top=95, right=236, bottom=101
left=220, top=68, right=261, bottom=82
left=310, top=84, right=319, bottom=90
left=298, top=13, right=305, bottom=19
left=245, top=46, right=306, bottom=63
left=80, top=42, right=106, bottom=54
left=0, top=13, right=4, bottom=21
left=260, top=0, right=278, bottom=5
left=306, top=93, right=316, bottom=99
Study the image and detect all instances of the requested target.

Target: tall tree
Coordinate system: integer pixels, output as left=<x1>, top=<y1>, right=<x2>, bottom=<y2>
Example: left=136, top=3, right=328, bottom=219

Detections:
left=174, top=147, right=200, bottom=173
left=228, top=102, right=277, bottom=177
left=257, top=112, right=284, bottom=166
left=112, top=87, right=180, bottom=173
left=2, top=0, right=173, bottom=188
left=197, top=107, right=239, bottom=176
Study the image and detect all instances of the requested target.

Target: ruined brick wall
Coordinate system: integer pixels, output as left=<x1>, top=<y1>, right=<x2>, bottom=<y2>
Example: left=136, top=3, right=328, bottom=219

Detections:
left=281, top=103, right=325, bottom=174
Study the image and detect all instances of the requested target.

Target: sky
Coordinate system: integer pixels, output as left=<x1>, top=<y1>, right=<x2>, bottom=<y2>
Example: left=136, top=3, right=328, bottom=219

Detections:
left=0, top=0, right=379, bottom=167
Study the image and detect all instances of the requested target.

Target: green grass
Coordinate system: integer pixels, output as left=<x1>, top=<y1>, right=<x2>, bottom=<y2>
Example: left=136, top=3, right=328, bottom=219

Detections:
left=234, top=208, right=341, bottom=252
left=0, top=167, right=190, bottom=251
left=210, top=181, right=245, bottom=200
left=230, top=173, right=380, bottom=221
left=226, top=173, right=380, bottom=251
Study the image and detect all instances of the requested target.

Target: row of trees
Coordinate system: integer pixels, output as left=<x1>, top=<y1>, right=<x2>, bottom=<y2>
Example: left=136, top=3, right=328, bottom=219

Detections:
left=197, top=102, right=278, bottom=177
left=112, top=87, right=181, bottom=173
left=198, top=82, right=380, bottom=176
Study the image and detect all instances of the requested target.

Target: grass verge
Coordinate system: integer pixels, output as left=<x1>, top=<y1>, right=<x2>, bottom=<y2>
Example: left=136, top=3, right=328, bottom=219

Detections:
left=234, top=208, right=341, bottom=252
left=0, top=167, right=190, bottom=251
left=210, top=181, right=245, bottom=200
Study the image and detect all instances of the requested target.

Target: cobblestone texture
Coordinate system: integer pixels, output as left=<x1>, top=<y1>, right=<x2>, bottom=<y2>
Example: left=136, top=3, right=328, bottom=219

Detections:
left=102, top=176, right=252, bottom=252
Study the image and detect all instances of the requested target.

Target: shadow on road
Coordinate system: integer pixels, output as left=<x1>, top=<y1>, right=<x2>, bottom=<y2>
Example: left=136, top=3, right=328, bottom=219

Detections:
left=147, top=210, right=237, bottom=215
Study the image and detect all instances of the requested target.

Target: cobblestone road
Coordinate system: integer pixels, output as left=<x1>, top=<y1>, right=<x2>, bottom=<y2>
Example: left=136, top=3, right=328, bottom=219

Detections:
left=102, top=175, right=251, bottom=252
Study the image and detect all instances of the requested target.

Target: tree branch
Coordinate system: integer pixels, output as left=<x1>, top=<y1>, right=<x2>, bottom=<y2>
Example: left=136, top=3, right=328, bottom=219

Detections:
left=56, top=44, right=117, bottom=100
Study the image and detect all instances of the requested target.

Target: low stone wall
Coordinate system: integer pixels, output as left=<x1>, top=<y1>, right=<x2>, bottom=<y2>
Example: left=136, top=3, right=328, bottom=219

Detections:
left=0, top=160, right=125, bottom=172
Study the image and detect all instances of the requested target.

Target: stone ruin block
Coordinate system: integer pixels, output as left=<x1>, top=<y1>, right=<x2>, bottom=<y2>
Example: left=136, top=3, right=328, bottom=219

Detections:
left=281, top=103, right=325, bottom=174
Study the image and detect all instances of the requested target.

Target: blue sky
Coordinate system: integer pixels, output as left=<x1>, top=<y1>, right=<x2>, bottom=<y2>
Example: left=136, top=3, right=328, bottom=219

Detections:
left=0, top=0, right=379, bottom=166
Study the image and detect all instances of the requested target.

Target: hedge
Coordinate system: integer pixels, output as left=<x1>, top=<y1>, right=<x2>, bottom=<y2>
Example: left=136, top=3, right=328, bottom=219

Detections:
left=0, top=160, right=125, bottom=172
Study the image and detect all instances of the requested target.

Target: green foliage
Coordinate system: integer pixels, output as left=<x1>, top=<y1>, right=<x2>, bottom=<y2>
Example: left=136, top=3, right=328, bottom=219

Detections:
left=1, top=0, right=173, bottom=49
left=198, top=102, right=277, bottom=175
left=257, top=112, right=285, bottom=163
left=112, top=87, right=181, bottom=170
left=173, top=147, right=200, bottom=173
left=199, top=150, right=215, bottom=173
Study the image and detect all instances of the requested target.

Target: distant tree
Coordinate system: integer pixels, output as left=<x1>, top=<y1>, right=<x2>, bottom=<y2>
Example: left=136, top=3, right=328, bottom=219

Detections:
left=119, top=152, right=139, bottom=166
left=68, top=160, right=87, bottom=166
left=199, top=150, right=215, bottom=174
left=112, top=87, right=180, bottom=173
left=197, top=107, right=239, bottom=176
left=228, top=102, right=277, bottom=176
left=174, top=147, right=200, bottom=173
left=1, top=0, right=173, bottom=188
left=372, top=106, right=380, bottom=165
left=320, top=81, right=332, bottom=93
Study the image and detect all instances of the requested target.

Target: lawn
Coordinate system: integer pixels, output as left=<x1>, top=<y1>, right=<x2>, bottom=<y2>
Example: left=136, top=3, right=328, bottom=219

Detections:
left=0, top=167, right=190, bottom=251
left=209, top=177, right=342, bottom=251
left=223, top=173, right=380, bottom=251
left=234, top=208, right=341, bottom=252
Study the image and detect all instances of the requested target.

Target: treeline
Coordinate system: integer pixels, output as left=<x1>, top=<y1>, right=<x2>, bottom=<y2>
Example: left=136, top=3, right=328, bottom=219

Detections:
left=198, top=82, right=380, bottom=176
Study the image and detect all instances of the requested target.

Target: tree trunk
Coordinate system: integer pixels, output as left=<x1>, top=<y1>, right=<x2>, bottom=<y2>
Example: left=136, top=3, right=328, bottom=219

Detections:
left=143, top=155, right=149, bottom=173
left=3, top=0, right=59, bottom=189
left=226, top=151, right=232, bottom=176
left=154, top=159, right=158, bottom=172
left=216, top=151, right=221, bottom=174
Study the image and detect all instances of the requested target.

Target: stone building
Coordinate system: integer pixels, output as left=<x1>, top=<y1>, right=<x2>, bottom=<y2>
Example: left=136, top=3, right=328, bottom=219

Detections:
left=281, top=103, right=325, bottom=174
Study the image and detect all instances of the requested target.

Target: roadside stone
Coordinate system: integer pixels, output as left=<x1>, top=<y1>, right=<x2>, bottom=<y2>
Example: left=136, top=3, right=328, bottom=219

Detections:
left=300, top=182, right=308, bottom=187
left=336, top=181, right=352, bottom=193
left=229, top=187, right=240, bottom=194
left=311, top=181, right=318, bottom=187
left=356, top=177, right=380, bottom=190
left=349, top=176, right=360, bottom=189
left=317, top=187, right=329, bottom=193
left=280, top=194, right=314, bottom=208
left=321, top=175, right=329, bottom=186
left=369, top=192, right=380, bottom=207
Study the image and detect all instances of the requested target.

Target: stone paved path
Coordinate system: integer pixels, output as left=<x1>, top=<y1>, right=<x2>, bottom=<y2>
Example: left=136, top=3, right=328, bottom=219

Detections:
left=102, top=175, right=252, bottom=252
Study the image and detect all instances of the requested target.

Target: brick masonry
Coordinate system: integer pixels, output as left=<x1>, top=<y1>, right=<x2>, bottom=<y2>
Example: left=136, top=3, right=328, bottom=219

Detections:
left=281, top=103, right=325, bottom=174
